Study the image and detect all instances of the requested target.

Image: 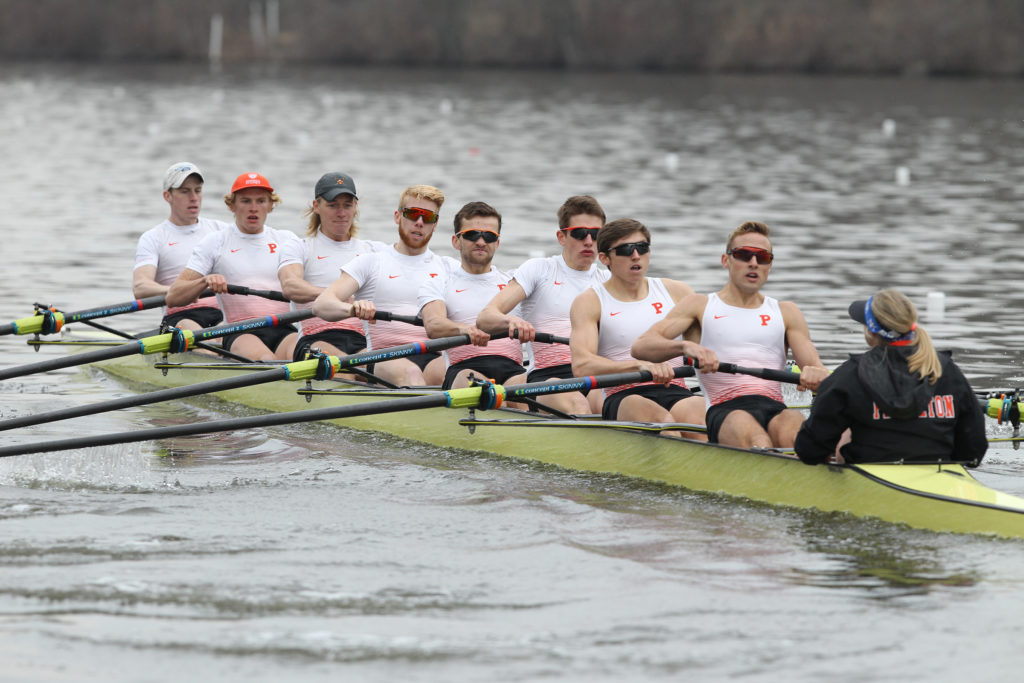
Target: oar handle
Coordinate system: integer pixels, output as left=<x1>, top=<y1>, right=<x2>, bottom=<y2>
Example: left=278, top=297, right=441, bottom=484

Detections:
left=223, top=285, right=289, bottom=302
left=371, top=311, right=423, bottom=325
left=533, top=332, right=570, bottom=345
left=692, top=359, right=802, bottom=384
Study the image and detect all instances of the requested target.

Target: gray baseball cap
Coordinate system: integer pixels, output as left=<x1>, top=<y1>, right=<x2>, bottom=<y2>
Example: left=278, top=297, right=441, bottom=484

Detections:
left=163, top=162, right=203, bottom=190
left=314, top=172, right=358, bottom=201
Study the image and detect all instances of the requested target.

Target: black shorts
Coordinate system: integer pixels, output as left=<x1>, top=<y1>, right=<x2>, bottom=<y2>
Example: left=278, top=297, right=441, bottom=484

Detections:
left=222, top=324, right=297, bottom=353
left=601, top=384, right=695, bottom=421
left=162, top=307, right=223, bottom=330
left=366, top=351, right=441, bottom=375
left=292, top=329, right=367, bottom=361
left=705, top=395, right=788, bottom=443
left=443, top=355, right=525, bottom=390
left=526, top=363, right=591, bottom=396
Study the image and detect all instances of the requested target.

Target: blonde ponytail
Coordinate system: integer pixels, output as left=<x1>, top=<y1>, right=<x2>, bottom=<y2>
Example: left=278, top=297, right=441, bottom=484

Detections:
left=870, top=289, right=942, bottom=384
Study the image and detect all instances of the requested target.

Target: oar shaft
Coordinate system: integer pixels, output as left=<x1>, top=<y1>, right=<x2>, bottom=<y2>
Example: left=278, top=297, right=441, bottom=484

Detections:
left=0, top=343, right=139, bottom=382
left=0, top=366, right=696, bottom=458
left=0, top=367, right=290, bottom=432
left=192, top=310, right=312, bottom=343
left=0, top=392, right=452, bottom=458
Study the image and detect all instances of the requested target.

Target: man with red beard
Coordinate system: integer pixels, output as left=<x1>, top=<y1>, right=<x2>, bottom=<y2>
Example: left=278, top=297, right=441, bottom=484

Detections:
left=313, top=184, right=455, bottom=386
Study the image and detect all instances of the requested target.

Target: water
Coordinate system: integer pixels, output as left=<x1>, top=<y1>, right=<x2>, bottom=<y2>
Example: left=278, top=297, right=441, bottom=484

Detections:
left=2, top=62, right=1024, bottom=680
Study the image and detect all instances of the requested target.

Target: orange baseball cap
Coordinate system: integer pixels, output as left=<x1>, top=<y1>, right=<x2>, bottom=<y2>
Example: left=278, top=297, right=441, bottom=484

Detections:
left=230, top=172, right=274, bottom=194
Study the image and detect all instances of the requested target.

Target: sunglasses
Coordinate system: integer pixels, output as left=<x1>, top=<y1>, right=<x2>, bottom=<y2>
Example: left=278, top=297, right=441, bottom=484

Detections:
left=401, top=207, right=439, bottom=224
left=608, top=241, right=651, bottom=257
left=457, top=229, right=499, bottom=243
left=728, top=247, right=774, bottom=264
left=561, top=227, right=600, bottom=241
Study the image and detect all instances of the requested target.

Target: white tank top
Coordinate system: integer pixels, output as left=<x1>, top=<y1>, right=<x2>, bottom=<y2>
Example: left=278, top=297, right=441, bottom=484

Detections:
left=593, top=278, right=687, bottom=396
left=697, top=292, right=786, bottom=405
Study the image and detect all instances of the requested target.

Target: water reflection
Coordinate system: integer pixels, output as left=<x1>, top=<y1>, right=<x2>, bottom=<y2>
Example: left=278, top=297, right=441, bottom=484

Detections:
left=786, top=515, right=983, bottom=596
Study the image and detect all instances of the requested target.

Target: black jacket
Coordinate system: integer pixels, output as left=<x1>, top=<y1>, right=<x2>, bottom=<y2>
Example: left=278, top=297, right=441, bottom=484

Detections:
left=795, top=346, right=988, bottom=465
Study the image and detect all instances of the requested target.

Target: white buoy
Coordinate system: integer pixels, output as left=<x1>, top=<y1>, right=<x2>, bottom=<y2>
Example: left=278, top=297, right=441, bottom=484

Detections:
left=927, top=291, right=945, bottom=322
left=895, top=166, right=911, bottom=186
left=439, top=98, right=454, bottom=115
left=664, top=152, right=679, bottom=173
left=882, top=118, right=896, bottom=138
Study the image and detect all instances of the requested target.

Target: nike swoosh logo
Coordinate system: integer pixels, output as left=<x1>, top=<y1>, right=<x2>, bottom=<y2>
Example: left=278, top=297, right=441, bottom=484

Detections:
left=609, top=311, right=622, bottom=316
left=553, top=281, right=564, bottom=285
left=714, top=315, right=727, bottom=319
left=388, top=274, right=401, bottom=279
left=168, top=242, right=179, bottom=246
left=317, top=255, right=329, bottom=260
left=455, top=288, right=467, bottom=293
left=230, top=249, right=241, bottom=253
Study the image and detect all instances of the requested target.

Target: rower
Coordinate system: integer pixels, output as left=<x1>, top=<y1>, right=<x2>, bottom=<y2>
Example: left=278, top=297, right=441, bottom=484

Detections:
left=631, top=220, right=828, bottom=449
left=418, top=201, right=527, bottom=393
left=794, top=289, right=988, bottom=465
left=278, top=172, right=387, bottom=360
left=166, top=172, right=299, bottom=361
left=475, top=195, right=609, bottom=414
left=569, top=218, right=706, bottom=438
left=312, top=184, right=456, bottom=386
left=132, top=162, right=231, bottom=331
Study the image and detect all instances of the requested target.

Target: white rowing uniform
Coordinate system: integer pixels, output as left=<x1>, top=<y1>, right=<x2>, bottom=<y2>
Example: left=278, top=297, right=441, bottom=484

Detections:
left=341, top=246, right=457, bottom=350
left=277, top=232, right=387, bottom=337
left=418, top=265, right=523, bottom=366
left=134, top=217, right=231, bottom=316
left=593, top=277, right=687, bottom=397
left=514, top=255, right=609, bottom=370
left=697, top=293, right=786, bottom=406
left=185, top=225, right=297, bottom=323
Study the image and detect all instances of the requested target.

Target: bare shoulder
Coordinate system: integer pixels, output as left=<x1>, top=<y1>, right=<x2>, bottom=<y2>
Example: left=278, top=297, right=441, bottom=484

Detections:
left=779, top=300, right=811, bottom=327
left=662, top=278, right=695, bottom=300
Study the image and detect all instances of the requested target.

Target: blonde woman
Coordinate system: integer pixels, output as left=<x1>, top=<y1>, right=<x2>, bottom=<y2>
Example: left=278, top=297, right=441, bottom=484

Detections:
left=795, top=290, right=987, bottom=465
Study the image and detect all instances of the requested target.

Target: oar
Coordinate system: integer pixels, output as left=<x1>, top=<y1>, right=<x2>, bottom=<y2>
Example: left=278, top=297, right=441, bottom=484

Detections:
left=0, top=310, right=313, bottom=382
left=0, top=366, right=694, bottom=458
left=0, top=332, right=493, bottom=432
left=370, top=313, right=571, bottom=346
left=690, top=360, right=801, bottom=384
left=0, top=285, right=290, bottom=337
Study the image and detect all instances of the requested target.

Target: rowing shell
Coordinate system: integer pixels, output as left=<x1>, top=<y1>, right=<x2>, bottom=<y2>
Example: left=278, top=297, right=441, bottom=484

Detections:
left=64, top=339, right=1024, bottom=539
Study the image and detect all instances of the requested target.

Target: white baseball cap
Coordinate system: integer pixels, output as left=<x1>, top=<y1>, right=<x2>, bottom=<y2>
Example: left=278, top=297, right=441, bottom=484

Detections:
left=163, top=162, right=204, bottom=191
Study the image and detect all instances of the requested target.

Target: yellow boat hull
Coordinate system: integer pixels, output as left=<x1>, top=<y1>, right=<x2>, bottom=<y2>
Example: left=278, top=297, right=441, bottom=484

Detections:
left=87, top=350, right=1024, bottom=540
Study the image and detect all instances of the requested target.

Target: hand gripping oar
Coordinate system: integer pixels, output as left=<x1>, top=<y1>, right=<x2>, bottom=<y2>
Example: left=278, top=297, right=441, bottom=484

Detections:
left=0, top=366, right=694, bottom=458
left=0, top=310, right=313, bottom=383
left=0, top=285, right=290, bottom=337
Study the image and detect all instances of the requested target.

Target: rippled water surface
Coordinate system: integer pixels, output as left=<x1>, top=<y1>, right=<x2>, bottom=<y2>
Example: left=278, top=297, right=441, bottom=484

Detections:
left=2, top=63, right=1024, bottom=681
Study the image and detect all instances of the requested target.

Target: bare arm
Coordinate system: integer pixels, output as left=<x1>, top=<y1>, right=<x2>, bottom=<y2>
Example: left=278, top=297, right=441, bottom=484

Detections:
left=166, top=268, right=223, bottom=307
left=475, top=279, right=535, bottom=341
left=781, top=301, right=828, bottom=391
left=312, top=272, right=361, bottom=322
left=631, top=293, right=718, bottom=370
left=278, top=263, right=324, bottom=304
left=421, top=300, right=490, bottom=345
left=132, top=265, right=167, bottom=299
